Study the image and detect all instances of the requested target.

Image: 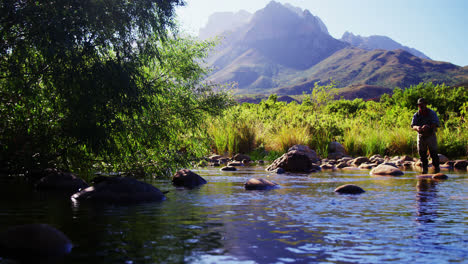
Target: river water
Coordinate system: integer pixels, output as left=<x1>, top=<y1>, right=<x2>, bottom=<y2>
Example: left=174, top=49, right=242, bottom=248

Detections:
left=0, top=166, right=467, bottom=264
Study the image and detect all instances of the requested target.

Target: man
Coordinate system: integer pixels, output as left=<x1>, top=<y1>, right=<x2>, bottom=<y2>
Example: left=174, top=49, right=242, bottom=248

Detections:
left=411, top=98, right=440, bottom=174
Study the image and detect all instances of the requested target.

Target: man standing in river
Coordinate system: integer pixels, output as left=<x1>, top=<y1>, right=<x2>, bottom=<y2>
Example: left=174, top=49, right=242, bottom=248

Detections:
left=411, top=98, right=440, bottom=174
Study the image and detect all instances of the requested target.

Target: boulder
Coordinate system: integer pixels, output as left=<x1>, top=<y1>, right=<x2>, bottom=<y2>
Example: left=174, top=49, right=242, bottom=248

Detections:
left=208, top=154, right=223, bottom=161
left=370, top=157, right=385, bottom=164
left=0, top=224, right=72, bottom=262
left=432, top=173, right=449, bottom=180
left=71, top=177, right=166, bottom=204
left=439, top=164, right=452, bottom=170
left=454, top=160, right=468, bottom=170
left=227, top=161, right=244, bottom=167
left=328, top=152, right=344, bottom=160
left=338, top=157, right=353, bottom=163
left=438, top=154, right=449, bottom=164
left=351, top=156, right=369, bottom=166
left=220, top=166, right=237, bottom=171
left=370, top=164, right=404, bottom=176
left=172, top=169, right=207, bottom=188
left=219, top=158, right=230, bottom=164
left=287, top=145, right=319, bottom=163
left=334, top=184, right=365, bottom=194
left=244, top=178, right=279, bottom=190
left=328, top=141, right=346, bottom=155
left=233, top=154, right=251, bottom=162
left=266, top=151, right=316, bottom=173
left=399, top=155, right=414, bottom=162
left=35, top=169, right=89, bottom=194
left=444, top=161, right=455, bottom=167
left=359, top=163, right=377, bottom=170
left=273, top=168, right=285, bottom=174
left=320, top=163, right=335, bottom=170
left=336, top=162, right=349, bottom=169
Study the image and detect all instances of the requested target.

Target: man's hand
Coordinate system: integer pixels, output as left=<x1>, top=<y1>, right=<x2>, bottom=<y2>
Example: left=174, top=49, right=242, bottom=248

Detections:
left=421, top=125, right=430, bottom=132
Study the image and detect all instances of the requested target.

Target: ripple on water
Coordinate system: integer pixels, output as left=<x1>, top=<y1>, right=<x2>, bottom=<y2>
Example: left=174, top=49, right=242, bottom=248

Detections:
left=0, top=168, right=466, bottom=264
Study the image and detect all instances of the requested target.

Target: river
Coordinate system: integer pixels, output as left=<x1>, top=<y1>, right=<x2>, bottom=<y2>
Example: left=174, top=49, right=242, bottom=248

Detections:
left=0, top=166, right=467, bottom=263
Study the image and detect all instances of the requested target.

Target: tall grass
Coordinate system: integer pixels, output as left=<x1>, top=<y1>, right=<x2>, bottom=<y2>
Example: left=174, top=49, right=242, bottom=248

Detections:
left=205, top=83, right=467, bottom=159
left=265, top=126, right=311, bottom=153
left=206, top=117, right=256, bottom=155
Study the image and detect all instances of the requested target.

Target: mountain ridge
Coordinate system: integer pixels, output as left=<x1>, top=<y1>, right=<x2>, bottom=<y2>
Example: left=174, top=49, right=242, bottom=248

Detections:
left=201, top=1, right=468, bottom=98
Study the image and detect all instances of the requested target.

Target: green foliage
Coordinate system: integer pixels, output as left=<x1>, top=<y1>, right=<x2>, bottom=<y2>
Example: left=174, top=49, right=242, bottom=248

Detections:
left=206, top=82, right=467, bottom=159
left=305, top=80, right=338, bottom=110
left=325, top=98, right=366, bottom=116
left=0, top=1, right=234, bottom=176
left=390, top=82, right=468, bottom=119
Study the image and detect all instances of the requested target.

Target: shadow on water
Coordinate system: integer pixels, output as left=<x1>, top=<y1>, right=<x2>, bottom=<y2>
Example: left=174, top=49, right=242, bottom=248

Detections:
left=1, top=167, right=467, bottom=263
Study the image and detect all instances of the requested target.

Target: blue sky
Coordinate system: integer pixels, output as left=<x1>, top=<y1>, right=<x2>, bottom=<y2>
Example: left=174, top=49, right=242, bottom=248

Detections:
left=176, top=0, right=468, bottom=66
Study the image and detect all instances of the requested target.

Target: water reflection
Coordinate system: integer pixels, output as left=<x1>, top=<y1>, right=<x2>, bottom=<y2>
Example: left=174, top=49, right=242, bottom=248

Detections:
left=1, top=168, right=468, bottom=263
left=415, top=178, right=439, bottom=223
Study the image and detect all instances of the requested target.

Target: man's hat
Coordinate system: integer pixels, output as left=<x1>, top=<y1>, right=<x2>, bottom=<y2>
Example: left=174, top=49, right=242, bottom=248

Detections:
left=417, top=98, right=427, bottom=105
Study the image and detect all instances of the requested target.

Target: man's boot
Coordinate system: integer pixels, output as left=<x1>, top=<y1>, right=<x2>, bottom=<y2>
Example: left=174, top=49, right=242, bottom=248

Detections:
left=422, top=164, right=428, bottom=174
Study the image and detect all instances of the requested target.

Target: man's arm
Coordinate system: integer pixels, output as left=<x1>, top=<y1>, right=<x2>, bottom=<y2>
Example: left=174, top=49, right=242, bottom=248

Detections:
left=412, top=125, right=422, bottom=133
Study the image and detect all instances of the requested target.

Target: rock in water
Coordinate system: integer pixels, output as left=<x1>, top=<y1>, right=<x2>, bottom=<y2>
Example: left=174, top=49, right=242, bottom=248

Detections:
left=432, top=173, right=448, bottom=180
left=172, top=169, right=207, bottom=188
left=267, top=151, right=314, bottom=173
left=220, top=166, right=237, bottom=171
left=0, top=223, right=72, bottom=262
left=71, top=177, right=166, bottom=204
left=334, top=184, right=365, bottom=194
left=418, top=173, right=449, bottom=180
left=370, top=164, right=404, bottom=176
left=244, top=178, right=279, bottom=190
left=35, top=170, right=89, bottom=194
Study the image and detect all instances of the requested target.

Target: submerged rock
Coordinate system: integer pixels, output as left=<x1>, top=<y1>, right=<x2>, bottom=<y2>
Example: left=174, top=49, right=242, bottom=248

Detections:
left=0, top=223, right=72, bottom=262
left=244, top=178, right=279, bottom=190
left=454, top=160, right=468, bottom=170
left=220, top=166, right=237, bottom=171
left=370, top=164, right=404, bottom=176
left=334, top=184, right=365, bottom=194
left=417, top=173, right=449, bottom=180
left=432, top=173, right=449, bottom=180
left=71, top=177, right=166, bottom=204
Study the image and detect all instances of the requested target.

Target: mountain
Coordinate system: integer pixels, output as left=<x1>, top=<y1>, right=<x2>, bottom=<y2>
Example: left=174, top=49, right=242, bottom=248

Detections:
left=198, top=10, right=252, bottom=40
left=274, top=48, right=467, bottom=96
left=205, top=1, right=347, bottom=93
left=202, top=1, right=468, bottom=98
left=341, top=32, right=430, bottom=60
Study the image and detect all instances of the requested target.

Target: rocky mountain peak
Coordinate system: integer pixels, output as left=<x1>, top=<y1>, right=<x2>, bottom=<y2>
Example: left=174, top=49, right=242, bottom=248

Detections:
left=341, top=31, right=430, bottom=59
left=245, top=1, right=330, bottom=41
left=198, top=10, right=252, bottom=40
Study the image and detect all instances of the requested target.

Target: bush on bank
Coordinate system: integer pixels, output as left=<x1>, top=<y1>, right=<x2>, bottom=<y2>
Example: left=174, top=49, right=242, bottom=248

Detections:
left=206, top=83, right=467, bottom=160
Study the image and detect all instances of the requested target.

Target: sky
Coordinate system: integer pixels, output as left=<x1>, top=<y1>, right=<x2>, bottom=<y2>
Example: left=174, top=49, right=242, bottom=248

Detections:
left=176, top=0, right=468, bottom=66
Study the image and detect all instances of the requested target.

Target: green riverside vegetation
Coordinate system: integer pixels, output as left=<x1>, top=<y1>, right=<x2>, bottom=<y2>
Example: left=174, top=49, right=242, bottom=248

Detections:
left=1, top=2, right=466, bottom=178
left=0, top=1, right=232, bottom=177
left=206, top=82, right=467, bottom=161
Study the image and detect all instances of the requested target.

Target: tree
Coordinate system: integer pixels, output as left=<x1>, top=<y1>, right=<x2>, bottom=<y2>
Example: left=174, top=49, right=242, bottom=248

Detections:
left=0, top=0, right=231, bottom=176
